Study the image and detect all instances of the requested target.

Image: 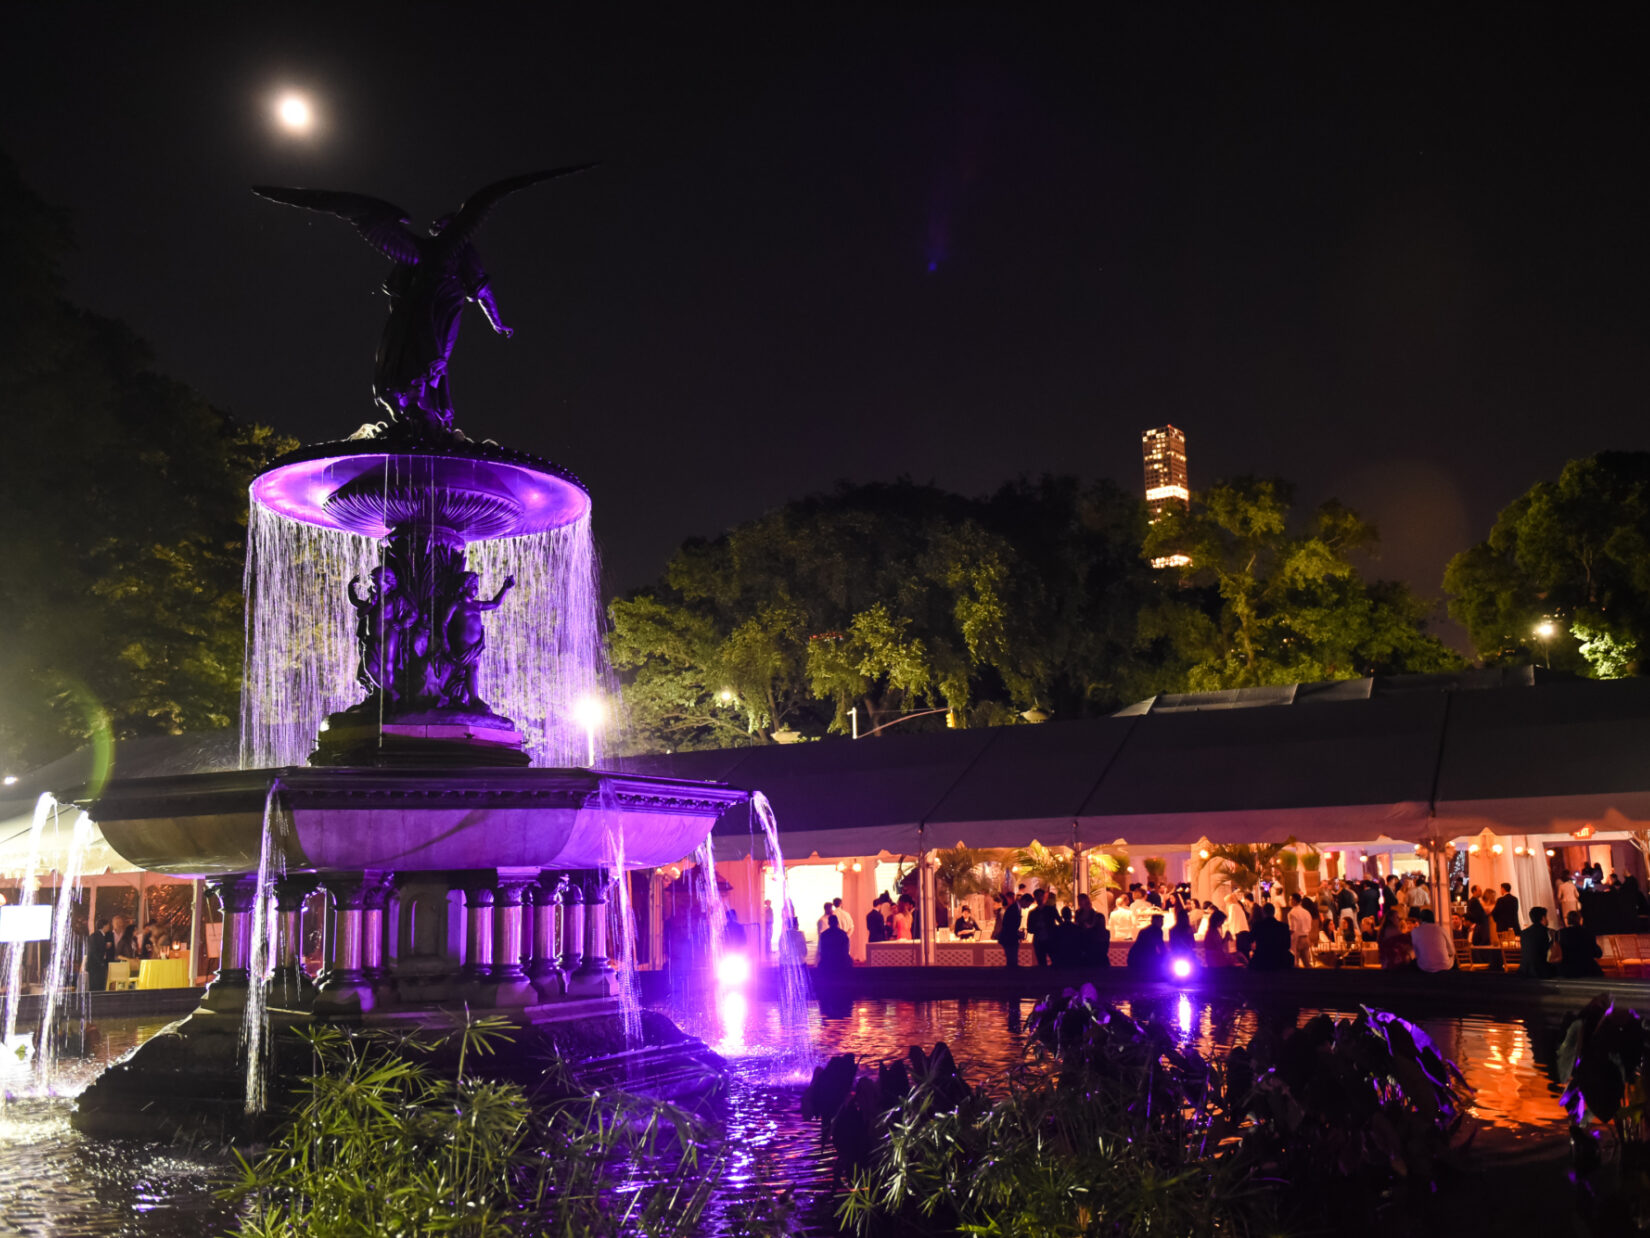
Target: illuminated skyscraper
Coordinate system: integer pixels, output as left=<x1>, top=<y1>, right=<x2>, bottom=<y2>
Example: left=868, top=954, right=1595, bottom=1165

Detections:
left=1142, top=425, right=1191, bottom=568
left=1141, top=425, right=1189, bottom=521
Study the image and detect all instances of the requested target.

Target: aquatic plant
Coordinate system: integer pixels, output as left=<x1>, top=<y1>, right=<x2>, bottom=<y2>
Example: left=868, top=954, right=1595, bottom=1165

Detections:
left=1559, top=993, right=1649, bottom=1227
left=829, top=988, right=1476, bottom=1236
left=222, top=1014, right=740, bottom=1237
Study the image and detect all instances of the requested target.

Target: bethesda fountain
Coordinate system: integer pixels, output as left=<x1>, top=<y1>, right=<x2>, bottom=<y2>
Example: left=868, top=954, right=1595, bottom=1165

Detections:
left=71, top=168, right=753, bottom=1134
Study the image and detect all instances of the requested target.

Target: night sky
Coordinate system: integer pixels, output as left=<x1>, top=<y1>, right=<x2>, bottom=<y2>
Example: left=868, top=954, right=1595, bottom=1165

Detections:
left=3, top=6, right=1644, bottom=611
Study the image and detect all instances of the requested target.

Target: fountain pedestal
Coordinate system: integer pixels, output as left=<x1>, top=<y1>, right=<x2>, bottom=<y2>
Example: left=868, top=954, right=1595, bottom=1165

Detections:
left=71, top=765, right=745, bottom=1137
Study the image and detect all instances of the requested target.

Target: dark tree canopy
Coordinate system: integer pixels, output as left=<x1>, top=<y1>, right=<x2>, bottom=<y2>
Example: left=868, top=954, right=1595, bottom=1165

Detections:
left=608, top=477, right=1161, bottom=752
left=1445, top=453, right=1650, bottom=677
left=609, top=473, right=1459, bottom=754
left=1139, top=477, right=1461, bottom=689
left=0, top=154, right=293, bottom=769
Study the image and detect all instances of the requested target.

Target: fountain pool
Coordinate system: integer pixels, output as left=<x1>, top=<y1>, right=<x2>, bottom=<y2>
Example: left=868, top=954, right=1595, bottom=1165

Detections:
left=0, top=995, right=1570, bottom=1237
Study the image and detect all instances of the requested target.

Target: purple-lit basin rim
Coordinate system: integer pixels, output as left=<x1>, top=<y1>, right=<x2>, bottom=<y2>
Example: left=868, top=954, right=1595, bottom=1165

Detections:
left=250, top=439, right=591, bottom=539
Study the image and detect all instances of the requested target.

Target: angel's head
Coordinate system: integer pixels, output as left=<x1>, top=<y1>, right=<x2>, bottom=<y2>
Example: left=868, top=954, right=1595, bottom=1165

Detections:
left=429, top=214, right=453, bottom=237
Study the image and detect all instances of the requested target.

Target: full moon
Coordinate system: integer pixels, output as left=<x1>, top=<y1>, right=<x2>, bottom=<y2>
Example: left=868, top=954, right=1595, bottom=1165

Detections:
left=275, top=92, right=313, bottom=133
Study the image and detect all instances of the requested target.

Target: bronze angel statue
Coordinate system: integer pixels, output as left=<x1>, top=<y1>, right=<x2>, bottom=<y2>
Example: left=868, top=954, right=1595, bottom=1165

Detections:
left=254, top=166, right=594, bottom=435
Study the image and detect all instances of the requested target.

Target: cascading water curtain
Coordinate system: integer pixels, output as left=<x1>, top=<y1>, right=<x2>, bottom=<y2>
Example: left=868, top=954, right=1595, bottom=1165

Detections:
left=470, top=513, right=612, bottom=768
left=240, top=500, right=380, bottom=769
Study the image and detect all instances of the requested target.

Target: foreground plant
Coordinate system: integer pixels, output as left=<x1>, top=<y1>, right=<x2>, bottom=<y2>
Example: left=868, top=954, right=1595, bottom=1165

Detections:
left=1559, top=993, right=1649, bottom=1230
left=222, top=1014, right=736, bottom=1237
left=822, top=987, right=1476, bottom=1236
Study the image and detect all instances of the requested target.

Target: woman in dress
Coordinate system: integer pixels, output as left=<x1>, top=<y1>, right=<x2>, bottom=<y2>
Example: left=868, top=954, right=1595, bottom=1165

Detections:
left=1464, top=887, right=1494, bottom=946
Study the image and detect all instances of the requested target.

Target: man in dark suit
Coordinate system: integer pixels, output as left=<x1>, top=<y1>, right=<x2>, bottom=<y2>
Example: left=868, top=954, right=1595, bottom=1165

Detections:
left=1027, top=889, right=1056, bottom=966
left=1492, top=883, right=1521, bottom=937
left=864, top=899, right=886, bottom=944
left=817, top=915, right=852, bottom=974
left=1248, top=903, right=1296, bottom=971
left=997, top=895, right=1025, bottom=968
left=1517, top=906, right=1556, bottom=977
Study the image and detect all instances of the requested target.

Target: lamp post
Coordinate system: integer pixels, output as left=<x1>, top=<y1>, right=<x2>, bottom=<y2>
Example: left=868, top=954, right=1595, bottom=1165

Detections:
left=1535, top=621, right=1555, bottom=669
left=572, top=695, right=605, bottom=768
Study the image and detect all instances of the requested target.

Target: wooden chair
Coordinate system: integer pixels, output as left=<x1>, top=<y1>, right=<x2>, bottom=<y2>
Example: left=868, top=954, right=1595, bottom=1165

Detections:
left=1598, top=935, right=1622, bottom=977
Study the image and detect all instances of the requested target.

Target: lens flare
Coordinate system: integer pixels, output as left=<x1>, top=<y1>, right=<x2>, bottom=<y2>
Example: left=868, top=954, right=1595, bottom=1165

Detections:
left=716, top=951, right=751, bottom=988
left=1170, top=955, right=1194, bottom=981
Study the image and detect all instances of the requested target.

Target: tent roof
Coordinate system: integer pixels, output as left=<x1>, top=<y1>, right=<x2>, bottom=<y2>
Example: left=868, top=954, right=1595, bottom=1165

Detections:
left=14, top=674, right=1649, bottom=869
left=615, top=675, right=1650, bottom=857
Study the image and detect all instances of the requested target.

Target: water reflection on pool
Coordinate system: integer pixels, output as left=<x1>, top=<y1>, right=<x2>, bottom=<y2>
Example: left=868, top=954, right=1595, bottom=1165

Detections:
left=0, top=998, right=1569, bottom=1237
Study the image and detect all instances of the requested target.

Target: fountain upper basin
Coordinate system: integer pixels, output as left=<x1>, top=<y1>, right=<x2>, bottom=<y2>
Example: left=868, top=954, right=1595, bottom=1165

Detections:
left=88, top=767, right=746, bottom=877
left=251, top=438, right=590, bottom=539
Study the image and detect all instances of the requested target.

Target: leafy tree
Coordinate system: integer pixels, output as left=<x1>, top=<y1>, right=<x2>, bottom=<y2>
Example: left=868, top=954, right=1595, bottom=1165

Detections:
left=0, top=154, right=294, bottom=768
left=1145, top=478, right=1460, bottom=689
left=1445, top=453, right=1650, bottom=676
left=610, top=480, right=1140, bottom=752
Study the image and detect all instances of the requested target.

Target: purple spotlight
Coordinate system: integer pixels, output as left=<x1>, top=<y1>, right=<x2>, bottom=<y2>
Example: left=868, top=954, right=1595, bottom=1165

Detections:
left=1170, top=955, right=1194, bottom=981
left=717, top=951, right=751, bottom=988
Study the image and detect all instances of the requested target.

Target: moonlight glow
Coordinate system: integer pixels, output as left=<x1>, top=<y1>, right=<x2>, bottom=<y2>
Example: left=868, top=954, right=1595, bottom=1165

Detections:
left=274, top=92, right=313, bottom=133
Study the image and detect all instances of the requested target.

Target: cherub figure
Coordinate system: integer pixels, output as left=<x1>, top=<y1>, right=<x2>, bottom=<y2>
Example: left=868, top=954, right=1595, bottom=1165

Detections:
left=347, top=565, right=418, bottom=701
left=442, top=571, right=515, bottom=709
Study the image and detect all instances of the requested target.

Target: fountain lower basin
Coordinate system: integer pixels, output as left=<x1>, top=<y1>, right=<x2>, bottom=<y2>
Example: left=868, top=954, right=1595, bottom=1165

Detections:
left=68, top=766, right=748, bottom=1138
left=91, top=767, right=745, bottom=876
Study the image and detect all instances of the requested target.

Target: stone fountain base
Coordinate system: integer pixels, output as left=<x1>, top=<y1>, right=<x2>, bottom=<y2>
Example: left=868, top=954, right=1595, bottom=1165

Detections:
left=74, top=764, right=748, bottom=1140
left=72, top=994, right=723, bottom=1140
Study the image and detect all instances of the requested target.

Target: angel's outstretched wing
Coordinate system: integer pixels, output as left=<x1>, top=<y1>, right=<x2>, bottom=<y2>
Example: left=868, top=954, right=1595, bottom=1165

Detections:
left=440, top=163, right=598, bottom=250
left=252, top=186, right=424, bottom=265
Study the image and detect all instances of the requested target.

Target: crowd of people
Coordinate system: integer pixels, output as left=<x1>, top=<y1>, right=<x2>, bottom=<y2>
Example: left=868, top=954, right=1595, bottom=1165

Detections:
left=83, top=913, right=175, bottom=991
left=920, top=865, right=1648, bottom=979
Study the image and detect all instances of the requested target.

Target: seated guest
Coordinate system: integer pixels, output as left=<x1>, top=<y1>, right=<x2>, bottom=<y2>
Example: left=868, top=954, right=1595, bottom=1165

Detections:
left=953, top=907, right=978, bottom=939
left=1248, top=903, right=1295, bottom=971
left=1234, top=929, right=1254, bottom=963
left=1410, top=908, right=1455, bottom=973
left=1557, top=910, right=1603, bottom=978
left=1126, top=920, right=1166, bottom=978
left=1377, top=908, right=1415, bottom=969
left=111, top=915, right=141, bottom=960
left=1518, top=906, right=1557, bottom=978
left=817, top=915, right=852, bottom=973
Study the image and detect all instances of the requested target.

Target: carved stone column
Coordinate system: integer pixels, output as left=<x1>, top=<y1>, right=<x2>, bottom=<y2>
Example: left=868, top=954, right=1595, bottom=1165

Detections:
left=203, top=875, right=259, bottom=1008
left=380, top=879, right=401, bottom=976
left=464, top=886, right=495, bottom=982
left=272, top=874, right=318, bottom=1007
left=528, top=875, right=565, bottom=1001
left=570, top=870, right=616, bottom=997
left=553, top=873, right=584, bottom=975
left=316, top=877, right=374, bottom=1015
left=362, top=876, right=389, bottom=982
left=487, top=872, right=538, bottom=1007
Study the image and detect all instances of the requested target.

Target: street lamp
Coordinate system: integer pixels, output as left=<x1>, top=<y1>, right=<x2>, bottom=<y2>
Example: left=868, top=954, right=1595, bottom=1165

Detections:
left=1535, top=621, right=1556, bottom=669
left=572, top=695, right=605, bottom=767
